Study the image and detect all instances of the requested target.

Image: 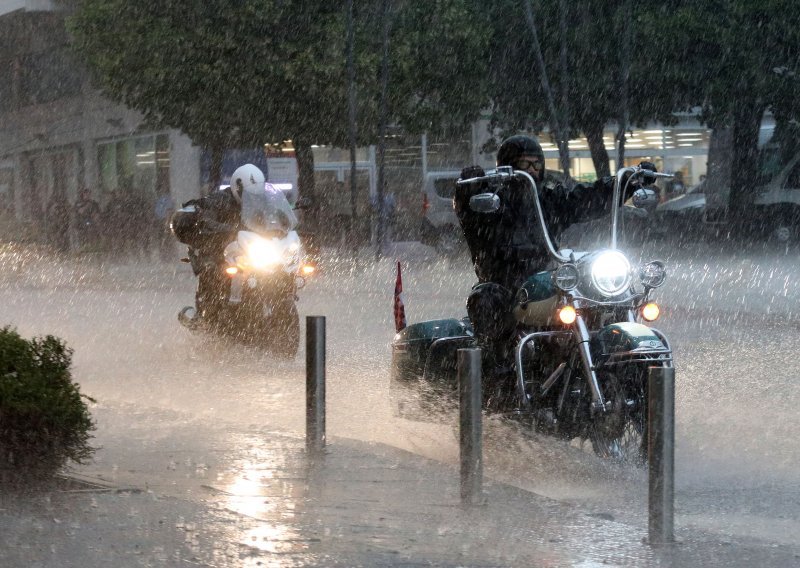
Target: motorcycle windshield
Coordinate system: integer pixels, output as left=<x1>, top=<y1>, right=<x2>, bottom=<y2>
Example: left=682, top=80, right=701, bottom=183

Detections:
left=240, top=183, right=298, bottom=236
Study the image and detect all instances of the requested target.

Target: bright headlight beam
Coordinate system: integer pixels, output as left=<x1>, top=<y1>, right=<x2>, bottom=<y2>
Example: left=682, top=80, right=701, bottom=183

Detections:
left=247, top=240, right=282, bottom=268
left=590, top=251, right=631, bottom=296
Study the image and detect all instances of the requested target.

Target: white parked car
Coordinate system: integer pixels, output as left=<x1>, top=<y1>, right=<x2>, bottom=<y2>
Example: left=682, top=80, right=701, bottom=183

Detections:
left=753, top=151, right=800, bottom=243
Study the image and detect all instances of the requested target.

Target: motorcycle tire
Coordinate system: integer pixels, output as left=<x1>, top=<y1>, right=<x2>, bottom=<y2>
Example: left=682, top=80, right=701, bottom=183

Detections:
left=585, top=364, right=655, bottom=465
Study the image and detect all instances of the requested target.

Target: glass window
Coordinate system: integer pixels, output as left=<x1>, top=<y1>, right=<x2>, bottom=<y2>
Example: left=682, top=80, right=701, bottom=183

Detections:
left=115, top=139, right=135, bottom=192
left=134, top=136, right=156, bottom=197
left=98, top=143, right=118, bottom=193
left=0, top=59, right=14, bottom=113
left=155, top=134, right=171, bottom=194
left=0, top=168, right=13, bottom=217
left=97, top=134, right=170, bottom=197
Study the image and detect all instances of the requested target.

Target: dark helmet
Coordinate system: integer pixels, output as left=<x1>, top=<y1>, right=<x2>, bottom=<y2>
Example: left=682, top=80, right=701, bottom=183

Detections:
left=496, top=135, right=544, bottom=167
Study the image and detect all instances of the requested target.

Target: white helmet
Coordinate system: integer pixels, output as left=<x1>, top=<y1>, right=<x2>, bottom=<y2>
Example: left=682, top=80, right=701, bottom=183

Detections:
left=229, top=164, right=265, bottom=203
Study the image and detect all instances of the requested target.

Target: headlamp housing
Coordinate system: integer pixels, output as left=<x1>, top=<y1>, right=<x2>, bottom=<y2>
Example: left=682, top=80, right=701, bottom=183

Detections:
left=639, top=260, right=667, bottom=289
left=553, top=263, right=579, bottom=291
left=589, top=250, right=632, bottom=297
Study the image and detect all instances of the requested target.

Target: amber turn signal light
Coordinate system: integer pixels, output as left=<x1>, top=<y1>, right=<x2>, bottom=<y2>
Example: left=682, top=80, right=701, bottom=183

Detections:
left=558, top=305, right=577, bottom=325
left=641, top=302, right=660, bottom=321
left=225, top=266, right=239, bottom=276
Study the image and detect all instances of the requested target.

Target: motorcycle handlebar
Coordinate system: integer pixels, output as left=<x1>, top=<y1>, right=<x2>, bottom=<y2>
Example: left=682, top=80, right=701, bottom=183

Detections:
left=636, top=170, right=674, bottom=179
left=455, top=170, right=514, bottom=186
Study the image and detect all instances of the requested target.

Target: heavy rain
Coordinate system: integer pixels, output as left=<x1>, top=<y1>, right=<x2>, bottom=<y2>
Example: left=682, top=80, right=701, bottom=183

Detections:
left=1, top=1, right=800, bottom=567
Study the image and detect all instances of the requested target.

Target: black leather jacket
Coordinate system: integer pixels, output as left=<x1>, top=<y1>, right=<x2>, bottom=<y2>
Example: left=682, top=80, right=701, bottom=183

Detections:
left=183, top=187, right=241, bottom=253
left=454, top=167, right=622, bottom=290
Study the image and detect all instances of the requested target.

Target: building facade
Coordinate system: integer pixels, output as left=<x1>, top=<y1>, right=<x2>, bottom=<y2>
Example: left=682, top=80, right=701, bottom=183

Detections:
left=0, top=2, right=778, bottom=246
left=0, top=2, right=201, bottom=242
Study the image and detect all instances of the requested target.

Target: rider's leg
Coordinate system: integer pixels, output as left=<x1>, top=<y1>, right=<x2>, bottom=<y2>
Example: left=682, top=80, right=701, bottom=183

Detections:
left=466, top=282, right=516, bottom=372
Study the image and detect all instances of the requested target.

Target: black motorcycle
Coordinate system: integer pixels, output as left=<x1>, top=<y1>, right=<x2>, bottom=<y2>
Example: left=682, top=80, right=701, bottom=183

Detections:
left=391, top=165, right=673, bottom=463
left=172, top=187, right=315, bottom=358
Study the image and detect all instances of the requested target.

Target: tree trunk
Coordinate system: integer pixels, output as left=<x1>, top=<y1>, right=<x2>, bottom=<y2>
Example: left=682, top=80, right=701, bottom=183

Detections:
left=616, top=0, right=632, bottom=171
left=346, top=0, right=359, bottom=222
left=585, top=119, right=610, bottom=179
left=729, top=102, right=765, bottom=222
left=704, top=124, right=733, bottom=217
left=524, top=0, right=569, bottom=178
left=375, top=0, right=392, bottom=260
left=558, top=0, right=571, bottom=179
left=209, top=143, right=224, bottom=194
left=294, top=138, right=317, bottom=226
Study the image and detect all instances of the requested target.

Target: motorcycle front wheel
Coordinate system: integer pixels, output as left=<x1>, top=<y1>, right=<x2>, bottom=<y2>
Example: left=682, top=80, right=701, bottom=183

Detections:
left=585, top=365, right=654, bottom=465
left=269, top=301, right=300, bottom=359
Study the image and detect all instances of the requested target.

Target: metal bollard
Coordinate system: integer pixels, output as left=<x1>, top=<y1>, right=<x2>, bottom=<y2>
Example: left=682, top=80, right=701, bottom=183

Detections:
left=458, top=348, right=484, bottom=505
left=306, top=316, right=326, bottom=455
left=648, top=365, right=675, bottom=545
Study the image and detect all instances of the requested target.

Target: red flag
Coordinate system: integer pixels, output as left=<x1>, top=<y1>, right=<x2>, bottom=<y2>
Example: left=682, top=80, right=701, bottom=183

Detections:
left=394, top=260, right=407, bottom=332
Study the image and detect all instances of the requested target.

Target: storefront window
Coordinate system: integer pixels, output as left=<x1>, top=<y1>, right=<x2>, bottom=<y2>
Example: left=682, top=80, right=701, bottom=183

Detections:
left=541, top=126, right=714, bottom=186
left=97, top=134, right=170, bottom=197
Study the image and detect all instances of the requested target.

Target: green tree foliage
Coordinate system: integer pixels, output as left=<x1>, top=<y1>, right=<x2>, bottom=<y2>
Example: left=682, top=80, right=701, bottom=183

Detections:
left=644, top=0, right=800, bottom=212
left=387, top=0, right=491, bottom=137
left=68, top=0, right=348, bottom=196
left=67, top=0, right=490, bottom=207
left=0, top=327, right=95, bottom=481
left=482, top=0, right=680, bottom=178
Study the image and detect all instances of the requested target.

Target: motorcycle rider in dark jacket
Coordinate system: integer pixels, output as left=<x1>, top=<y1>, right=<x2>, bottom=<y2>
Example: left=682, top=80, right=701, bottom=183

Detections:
left=454, top=135, right=656, bottom=381
left=172, top=164, right=265, bottom=320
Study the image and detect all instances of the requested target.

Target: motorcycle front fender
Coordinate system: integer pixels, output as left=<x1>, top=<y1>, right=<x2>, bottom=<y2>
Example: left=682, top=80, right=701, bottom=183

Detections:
left=590, top=321, right=670, bottom=361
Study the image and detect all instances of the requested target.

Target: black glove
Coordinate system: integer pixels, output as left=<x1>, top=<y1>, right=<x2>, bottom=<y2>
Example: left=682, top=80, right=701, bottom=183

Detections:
left=638, top=161, right=658, bottom=186
left=460, top=165, right=485, bottom=181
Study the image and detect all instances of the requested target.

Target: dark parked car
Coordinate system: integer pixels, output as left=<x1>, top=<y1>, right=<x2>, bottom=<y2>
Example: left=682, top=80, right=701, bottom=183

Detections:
left=647, top=180, right=707, bottom=239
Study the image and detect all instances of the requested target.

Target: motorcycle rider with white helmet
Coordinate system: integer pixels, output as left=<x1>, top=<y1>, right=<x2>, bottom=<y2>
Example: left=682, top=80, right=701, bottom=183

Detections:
left=172, top=163, right=296, bottom=321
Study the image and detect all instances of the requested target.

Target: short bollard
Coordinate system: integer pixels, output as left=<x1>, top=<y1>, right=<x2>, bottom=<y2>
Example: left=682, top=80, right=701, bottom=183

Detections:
left=306, top=316, right=326, bottom=455
left=648, top=365, right=675, bottom=545
left=459, top=348, right=484, bottom=505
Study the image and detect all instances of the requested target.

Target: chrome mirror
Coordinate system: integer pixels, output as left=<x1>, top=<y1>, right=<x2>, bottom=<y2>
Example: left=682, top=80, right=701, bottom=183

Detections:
left=469, top=193, right=500, bottom=213
left=632, top=188, right=658, bottom=210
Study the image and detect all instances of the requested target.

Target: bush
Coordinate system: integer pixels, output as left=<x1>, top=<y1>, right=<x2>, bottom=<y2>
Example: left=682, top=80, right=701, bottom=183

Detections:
left=0, top=326, right=95, bottom=481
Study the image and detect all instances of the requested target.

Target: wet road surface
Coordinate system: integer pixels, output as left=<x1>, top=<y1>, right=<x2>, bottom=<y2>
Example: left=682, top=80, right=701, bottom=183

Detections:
left=1, top=240, right=799, bottom=562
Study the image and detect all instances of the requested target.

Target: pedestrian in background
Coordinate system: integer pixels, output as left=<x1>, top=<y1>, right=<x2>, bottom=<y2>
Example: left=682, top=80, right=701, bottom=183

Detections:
left=103, top=190, right=130, bottom=259
left=47, top=195, right=71, bottom=252
left=153, top=190, right=176, bottom=261
left=73, top=188, right=101, bottom=250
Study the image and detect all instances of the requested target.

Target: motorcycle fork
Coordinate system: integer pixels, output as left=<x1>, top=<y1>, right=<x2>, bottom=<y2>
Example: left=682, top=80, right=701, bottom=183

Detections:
left=573, top=314, right=607, bottom=413
left=556, top=350, right=579, bottom=417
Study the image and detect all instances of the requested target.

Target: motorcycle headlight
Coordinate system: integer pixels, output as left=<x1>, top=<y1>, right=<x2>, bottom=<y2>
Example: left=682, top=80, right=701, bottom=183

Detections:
left=639, top=260, right=667, bottom=289
left=590, top=250, right=631, bottom=297
left=553, top=263, right=579, bottom=291
left=246, top=239, right=282, bottom=269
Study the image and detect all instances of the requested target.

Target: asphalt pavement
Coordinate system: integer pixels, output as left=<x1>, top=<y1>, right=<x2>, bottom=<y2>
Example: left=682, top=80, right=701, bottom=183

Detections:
left=2, top=241, right=800, bottom=566
left=1, top=402, right=799, bottom=567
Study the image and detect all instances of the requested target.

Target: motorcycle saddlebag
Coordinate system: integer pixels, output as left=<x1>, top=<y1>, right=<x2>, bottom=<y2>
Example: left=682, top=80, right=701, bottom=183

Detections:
left=170, top=205, right=201, bottom=246
left=391, top=318, right=472, bottom=381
